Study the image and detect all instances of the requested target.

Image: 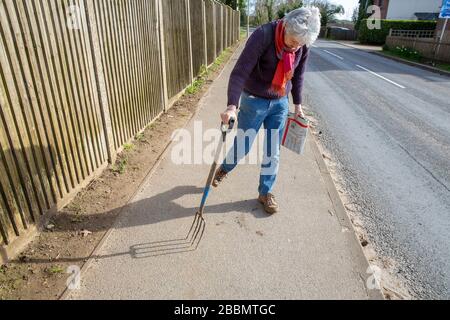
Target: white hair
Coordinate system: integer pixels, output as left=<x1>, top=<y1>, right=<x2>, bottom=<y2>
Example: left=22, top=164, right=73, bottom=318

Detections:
left=283, top=7, right=321, bottom=47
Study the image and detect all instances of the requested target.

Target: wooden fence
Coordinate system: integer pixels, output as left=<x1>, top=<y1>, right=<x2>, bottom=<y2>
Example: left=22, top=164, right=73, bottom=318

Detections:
left=205, top=0, right=216, bottom=65
left=319, top=26, right=358, bottom=41
left=386, top=35, right=450, bottom=63
left=0, top=0, right=240, bottom=256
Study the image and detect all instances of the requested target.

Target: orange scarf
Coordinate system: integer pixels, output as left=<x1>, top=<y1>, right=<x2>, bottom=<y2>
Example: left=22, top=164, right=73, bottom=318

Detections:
left=270, top=20, right=296, bottom=97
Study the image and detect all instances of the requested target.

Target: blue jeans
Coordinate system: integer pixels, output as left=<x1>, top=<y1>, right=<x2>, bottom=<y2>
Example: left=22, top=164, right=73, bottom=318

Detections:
left=221, top=91, right=289, bottom=196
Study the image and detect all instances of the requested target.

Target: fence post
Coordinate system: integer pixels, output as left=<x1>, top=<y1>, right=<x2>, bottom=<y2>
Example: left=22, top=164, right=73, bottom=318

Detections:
left=220, top=5, right=224, bottom=53
left=223, top=6, right=226, bottom=49
left=156, top=0, right=169, bottom=112
left=238, top=11, right=240, bottom=40
left=234, top=10, right=236, bottom=42
left=202, top=0, right=208, bottom=67
left=213, top=2, right=217, bottom=59
left=235, top=9, right=237, bottom=41
left=435, top=18, right=449, bottom=63
left=185, top=0, right=194, bottom=82
left=225, top=7, right=228, bottom=48
left=230, top=9, right=233, bottom=43
left=238, top=10, right=241, bottom=41
left=84, top=0, right=116, bottom=164
left=413, top=32, right=417, bottom=50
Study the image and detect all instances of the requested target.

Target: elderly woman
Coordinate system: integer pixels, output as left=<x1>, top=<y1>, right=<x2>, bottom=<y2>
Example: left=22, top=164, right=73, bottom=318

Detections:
left=213, top=7, right=321, bottom=214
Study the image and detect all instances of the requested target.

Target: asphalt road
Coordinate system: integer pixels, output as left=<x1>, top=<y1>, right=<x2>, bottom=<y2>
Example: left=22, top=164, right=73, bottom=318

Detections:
left=304, top=40, right=450, bottom=299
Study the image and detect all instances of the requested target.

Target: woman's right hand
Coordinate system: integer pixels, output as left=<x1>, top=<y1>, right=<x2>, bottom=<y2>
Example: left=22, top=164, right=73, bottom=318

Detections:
left=221, top=105, right=237, bottom=125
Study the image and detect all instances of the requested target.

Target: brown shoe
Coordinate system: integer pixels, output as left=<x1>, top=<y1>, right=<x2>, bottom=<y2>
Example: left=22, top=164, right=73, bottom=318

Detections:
left=212, top=167, right=228, bottom=188
left=258, top=193, right=279, bottom=214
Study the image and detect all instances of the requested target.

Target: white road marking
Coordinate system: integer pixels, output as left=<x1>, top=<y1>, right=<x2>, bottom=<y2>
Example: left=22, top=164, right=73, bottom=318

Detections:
left=312, top=44, right=318, bottom=48
left=324, top=50, right=344, bottom=60
left=356, top=64, right=406, bottom=89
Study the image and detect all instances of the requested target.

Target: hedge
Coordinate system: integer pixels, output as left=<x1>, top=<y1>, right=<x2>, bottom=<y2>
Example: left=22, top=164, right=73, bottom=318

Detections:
left=358, top=19, right=437, bottom=44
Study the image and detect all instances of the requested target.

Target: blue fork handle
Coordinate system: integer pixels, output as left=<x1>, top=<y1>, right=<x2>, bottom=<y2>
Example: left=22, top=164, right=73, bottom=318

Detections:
left=198, top=118, right=236, bottom=214
left=199, top=186, right=211, bottom=210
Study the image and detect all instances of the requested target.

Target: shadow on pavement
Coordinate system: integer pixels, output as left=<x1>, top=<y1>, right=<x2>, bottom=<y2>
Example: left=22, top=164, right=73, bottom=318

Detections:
left=12, top=185, right=268, bottom=263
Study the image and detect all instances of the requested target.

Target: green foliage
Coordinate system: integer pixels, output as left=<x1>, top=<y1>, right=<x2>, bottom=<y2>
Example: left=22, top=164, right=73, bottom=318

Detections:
left=216, top=0, right=239, bottom=10
left=135, top=132, right=145, bottom=142
left=277, top=0, right=303, bottom=19
left=358, top=19, right=436, bottom=44
left=355, top=0, right=373, bottom=31
left=112, top=157, right=128, bottom=175
left=240, top=27, right=247, bottom=39
left=47, top=265, right=64, bottom=275
left=217, top=0, right=246, bottom=25
left=383, top=44, right=436, bottom=64
left=123, top=143, right=134, bottom=152
left=263, top=0, right=277, bottom=22
left=391, top=45, right=422, bottom=61
left=351, top=6, right=359, bottom=25
left=187, top=48, right=231, bottom=96
left=307, top=0, right=345, bottom=26
left=239, top=0, right=248, bottom=26
left=211, top=49, right=229, bottom=72
left=381, top=46, right=450, bottom=73
left=186, top=78, right=205, bottom=95
left=186, top=65, right=209, bottom=95
left=435, top=63, right=450, bottom=72
left=198, top=64, right=208, bottom=78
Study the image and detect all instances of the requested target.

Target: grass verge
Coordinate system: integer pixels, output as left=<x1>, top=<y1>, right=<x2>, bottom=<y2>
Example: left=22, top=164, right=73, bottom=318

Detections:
left=381, top=47, right=450, bottom=73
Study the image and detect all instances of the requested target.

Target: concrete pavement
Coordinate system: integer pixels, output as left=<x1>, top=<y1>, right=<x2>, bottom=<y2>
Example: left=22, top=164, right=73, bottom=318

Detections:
left=65, top=40, right=382, bottom=300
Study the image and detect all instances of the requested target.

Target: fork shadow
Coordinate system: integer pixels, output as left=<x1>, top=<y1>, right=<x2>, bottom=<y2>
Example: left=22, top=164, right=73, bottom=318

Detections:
left=13, top=185, right=268, bottom=263
left=13, top=213, right=205, bottom=263
left=130, top=211, right=206, bottom=258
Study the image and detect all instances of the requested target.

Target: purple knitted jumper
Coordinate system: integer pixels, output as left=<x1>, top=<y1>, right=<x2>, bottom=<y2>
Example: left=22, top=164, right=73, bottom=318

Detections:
left=227, top=21, right=310, bottom=107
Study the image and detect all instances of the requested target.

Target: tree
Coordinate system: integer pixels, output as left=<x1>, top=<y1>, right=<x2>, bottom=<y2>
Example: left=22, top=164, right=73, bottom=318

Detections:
left=218, top=0, right=239, bottom=10
left=217, top=0, right=248, bottom=27
left=254, top=0, right=268, bottom=25
left=352, top=6, right=359, bottom=24
left=305, top=0, right=344, bottom=27
left=238, top=0, right=248, bottom=27
left=354, top=0, right=373, bottom=31
left=251, top=0, right=304, bottom=26
left=277, top=0, right=304, bottom=19
left=263, top=0, right=277, bottom=22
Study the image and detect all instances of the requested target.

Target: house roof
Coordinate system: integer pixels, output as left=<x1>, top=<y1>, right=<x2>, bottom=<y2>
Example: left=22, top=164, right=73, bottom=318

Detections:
left=414, top=12, right=439, bottom=20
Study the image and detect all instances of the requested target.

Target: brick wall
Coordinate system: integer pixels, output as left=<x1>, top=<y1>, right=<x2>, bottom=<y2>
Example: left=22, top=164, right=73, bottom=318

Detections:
left=373, top=0, right=390, bottom=19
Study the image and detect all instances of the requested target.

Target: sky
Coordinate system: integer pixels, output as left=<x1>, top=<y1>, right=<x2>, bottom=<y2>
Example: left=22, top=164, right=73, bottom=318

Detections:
left=248, top=0, right=360, bottom=21
left=329, top=0, right=360, bottom=20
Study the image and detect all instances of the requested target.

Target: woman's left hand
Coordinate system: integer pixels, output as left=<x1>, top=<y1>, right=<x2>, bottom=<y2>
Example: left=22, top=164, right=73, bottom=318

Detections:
left=295, top=104, right=305, bottom=119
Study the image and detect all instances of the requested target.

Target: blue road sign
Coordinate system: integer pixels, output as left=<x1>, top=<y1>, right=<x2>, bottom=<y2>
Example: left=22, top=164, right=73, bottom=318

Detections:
left=440, top=0, right=450, bottom=18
